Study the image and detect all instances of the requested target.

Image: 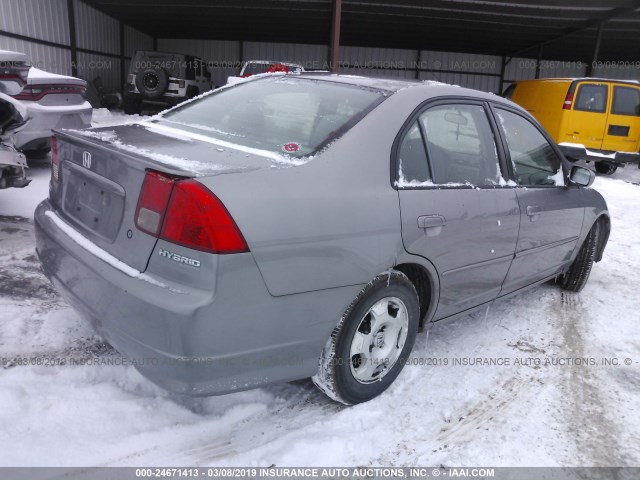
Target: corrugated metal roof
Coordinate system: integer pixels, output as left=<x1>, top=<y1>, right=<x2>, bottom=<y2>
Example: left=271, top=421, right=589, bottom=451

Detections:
left=82, top=0, right=640, bottom=61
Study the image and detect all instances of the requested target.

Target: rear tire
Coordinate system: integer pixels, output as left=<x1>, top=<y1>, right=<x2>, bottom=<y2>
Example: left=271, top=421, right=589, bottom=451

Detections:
left=558, top=222, right=600, bottom=292
left=312, top=271, right=420, bottom=405
left=595, top=162, right=617, bottom=175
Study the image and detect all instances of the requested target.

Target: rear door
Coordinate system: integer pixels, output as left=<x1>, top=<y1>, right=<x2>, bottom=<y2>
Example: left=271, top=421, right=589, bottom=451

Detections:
left=601, top=83, right=640, bottom=153
left=493, top=106, right=585, bottom=294
left=566, top=81, right=609, bottom=150
left=396, top=100, right=520, bottom=319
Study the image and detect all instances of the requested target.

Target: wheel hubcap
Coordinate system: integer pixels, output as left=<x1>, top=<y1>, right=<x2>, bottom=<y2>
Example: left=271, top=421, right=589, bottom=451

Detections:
left=349, top=296, right=409, bottom=384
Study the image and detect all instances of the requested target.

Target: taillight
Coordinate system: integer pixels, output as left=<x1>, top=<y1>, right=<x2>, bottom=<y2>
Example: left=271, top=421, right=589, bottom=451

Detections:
left=135, top=171, right=248, bottom=254
left=13, top=84, right=86, bottom=101
left=563, top=92, right=574, bottom=110
left=51, top=136, right=59, bottom=182
left=161, top=180, right=248, bottom=254
left=135, top=171, right=176, bottom=236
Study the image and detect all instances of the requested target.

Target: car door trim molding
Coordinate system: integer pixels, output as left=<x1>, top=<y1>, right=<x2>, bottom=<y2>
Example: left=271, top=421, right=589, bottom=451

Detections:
left=441, top=253, right=515, bottom=278
left=514, top=236, right=580, bottom=259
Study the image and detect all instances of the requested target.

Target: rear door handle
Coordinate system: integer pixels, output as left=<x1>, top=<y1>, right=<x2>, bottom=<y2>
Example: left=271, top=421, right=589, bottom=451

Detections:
left=417, top=215, right=446, bottom=236
left=526, top=205, right=542, bottom=221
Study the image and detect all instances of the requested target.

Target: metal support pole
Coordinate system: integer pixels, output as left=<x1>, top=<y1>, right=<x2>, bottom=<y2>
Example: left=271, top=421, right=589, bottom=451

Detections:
left=330, top=0, right=342, bottom=73
left=535, top=45, right=543, bottom=79
left=586, top=22, right=603, bottom=77
left=119, top=21, right=125, bottom=94
left=67, top=0, right=78, bottom=77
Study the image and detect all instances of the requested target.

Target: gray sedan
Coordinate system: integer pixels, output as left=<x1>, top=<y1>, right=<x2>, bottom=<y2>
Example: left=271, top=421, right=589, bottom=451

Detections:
left=35, top=74, right=609, bottom=404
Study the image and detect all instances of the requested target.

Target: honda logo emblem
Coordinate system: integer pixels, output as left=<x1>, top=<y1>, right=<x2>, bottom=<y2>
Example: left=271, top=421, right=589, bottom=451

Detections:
left=82, top=151, right=92, bottom=169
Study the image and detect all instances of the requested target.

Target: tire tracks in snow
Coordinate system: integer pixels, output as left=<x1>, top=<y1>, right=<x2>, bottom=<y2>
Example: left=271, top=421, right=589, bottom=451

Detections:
left=434, top=376, right=525, bottom=452
left=555, top=292, right=626, bottom=466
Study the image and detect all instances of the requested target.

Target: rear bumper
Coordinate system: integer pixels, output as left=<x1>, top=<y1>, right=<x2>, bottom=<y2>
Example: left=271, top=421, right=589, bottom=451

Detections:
left=558, top=142, right=640, bottom=166
left=123, top=92, right=186, bottom=108
left=35, top=200, right=359, bottom=395
left=15, top=101, right=92, bottom=151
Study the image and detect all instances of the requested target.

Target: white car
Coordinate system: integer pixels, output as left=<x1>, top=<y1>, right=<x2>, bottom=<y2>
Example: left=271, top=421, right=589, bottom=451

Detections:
left=12, top=67, right=92, bottom=156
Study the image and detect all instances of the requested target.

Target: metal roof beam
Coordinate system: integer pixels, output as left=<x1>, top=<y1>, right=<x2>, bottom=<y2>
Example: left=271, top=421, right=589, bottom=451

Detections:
left=507, top=1, right=640, bottom=59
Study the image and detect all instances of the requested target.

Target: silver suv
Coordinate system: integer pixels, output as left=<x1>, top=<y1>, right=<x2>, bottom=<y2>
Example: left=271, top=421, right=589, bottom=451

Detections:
left=123, top=51, right=212, bottom=114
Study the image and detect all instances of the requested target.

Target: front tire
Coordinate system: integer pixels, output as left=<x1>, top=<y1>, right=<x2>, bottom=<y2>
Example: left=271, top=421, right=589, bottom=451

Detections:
left=558, top=222, right=600, bottom=292
left=595, top=162, right=617, bottom=175
left=312, top=271, right=420, bottom=405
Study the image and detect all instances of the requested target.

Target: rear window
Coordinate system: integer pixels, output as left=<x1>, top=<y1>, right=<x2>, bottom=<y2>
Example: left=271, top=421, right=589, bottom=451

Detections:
left=612, top=86, right=640, bottom=116
left=154, top=77, right=387, bottom=157
left=574, top=83, right=608, bottom=113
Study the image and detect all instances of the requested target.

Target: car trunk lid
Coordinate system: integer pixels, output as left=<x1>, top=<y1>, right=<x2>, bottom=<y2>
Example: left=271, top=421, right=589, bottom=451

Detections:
left=50, top=124, right=272, bottom=272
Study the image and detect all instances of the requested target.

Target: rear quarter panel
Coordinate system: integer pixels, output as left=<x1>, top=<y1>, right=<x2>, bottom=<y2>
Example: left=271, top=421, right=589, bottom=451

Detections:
left=199, top=87, right=437, bottom=297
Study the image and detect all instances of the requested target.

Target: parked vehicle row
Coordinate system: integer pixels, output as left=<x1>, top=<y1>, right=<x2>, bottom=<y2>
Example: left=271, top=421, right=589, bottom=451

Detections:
left=36, top=74, right=609, bottom=404
left=12, top=67, right=92, bottom=156
left=0, top=49, right=92, bottom=189
left=0, top=50, right=31, bottom=189
left=0, top=92, right=30, bottom=189
left=122, top=51, right=307, bottom=113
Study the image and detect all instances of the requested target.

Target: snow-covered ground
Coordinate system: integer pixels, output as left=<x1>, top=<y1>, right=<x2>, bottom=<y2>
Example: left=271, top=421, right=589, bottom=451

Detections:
left=0, top=110, right=639, bottom=467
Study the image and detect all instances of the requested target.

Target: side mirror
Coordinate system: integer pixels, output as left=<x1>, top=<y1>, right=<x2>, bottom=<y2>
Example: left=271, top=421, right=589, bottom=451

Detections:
left=569, top=165, right=595, bottom=187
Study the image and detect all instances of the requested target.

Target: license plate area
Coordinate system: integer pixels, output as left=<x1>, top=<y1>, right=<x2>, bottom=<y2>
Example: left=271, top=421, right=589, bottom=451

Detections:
left=62, top=162, right=125, bottom=242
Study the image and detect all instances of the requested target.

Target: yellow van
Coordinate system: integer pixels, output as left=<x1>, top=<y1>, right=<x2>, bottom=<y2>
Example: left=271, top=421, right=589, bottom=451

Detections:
left=504, top=78, right=640, bottom=174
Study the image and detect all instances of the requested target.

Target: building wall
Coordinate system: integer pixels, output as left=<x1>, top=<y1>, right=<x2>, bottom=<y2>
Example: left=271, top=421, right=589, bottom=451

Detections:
left=0, top=0, right=71, bottom=75
left=0, top=0, right=70, bottom=46
left=1, top=0, right=639, bottom=95
left=0, top=0, right=152, bottom=92
left=156, top=39, right=640, bottom=93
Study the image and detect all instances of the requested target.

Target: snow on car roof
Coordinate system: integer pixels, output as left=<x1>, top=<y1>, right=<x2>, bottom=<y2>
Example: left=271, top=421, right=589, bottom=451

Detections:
left=295, top=73, right=502, bottom=102
left=296, top=73, right=418, bottom=92
left=244, top=60, right=303, bottom=66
